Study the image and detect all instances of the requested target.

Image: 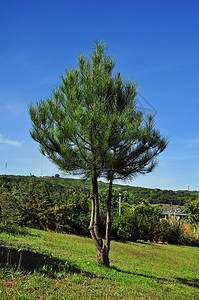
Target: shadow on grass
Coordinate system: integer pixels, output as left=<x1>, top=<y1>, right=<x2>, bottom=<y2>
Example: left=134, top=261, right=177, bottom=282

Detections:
left=0, top=245, right=81, bottom=277
left=111, top=266, right=199, bottom=289
left=111, top=265, right=168, bottom=281
left=1, top=245, right=198, bottom=288
left=175, top=277, right=199, bottom=288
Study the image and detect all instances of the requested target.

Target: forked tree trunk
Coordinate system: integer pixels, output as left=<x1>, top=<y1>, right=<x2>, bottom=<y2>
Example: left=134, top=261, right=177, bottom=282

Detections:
left=89, top=173, right=113, bottom=267
left=89, top=172, right=103, bottom=263
left=96, top=245, right=110, bottom=266
left=104, top=178, right=113, bottom=266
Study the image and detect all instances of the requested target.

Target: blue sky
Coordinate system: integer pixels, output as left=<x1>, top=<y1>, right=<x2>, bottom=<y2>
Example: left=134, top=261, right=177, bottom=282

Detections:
left=1, top=0, right=199, bottom=190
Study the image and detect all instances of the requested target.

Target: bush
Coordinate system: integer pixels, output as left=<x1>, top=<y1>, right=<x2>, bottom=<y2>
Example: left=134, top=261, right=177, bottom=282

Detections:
left=156, top=217, right=185, bottom=244
left=112, top=206, right=137, bottom=241
left=0, top=190, right=18, bottom=226
left=133, top=201, right=161, bottom=242
left=112, top=201, right=161, bottom=242
left=180, top=235, right=199, bottom=247
left=17, top=192, right=90, bottom=235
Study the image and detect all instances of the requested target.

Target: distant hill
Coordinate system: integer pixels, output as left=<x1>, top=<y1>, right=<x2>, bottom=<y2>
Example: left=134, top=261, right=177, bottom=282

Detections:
left=0, top=174, right=198, bottom=206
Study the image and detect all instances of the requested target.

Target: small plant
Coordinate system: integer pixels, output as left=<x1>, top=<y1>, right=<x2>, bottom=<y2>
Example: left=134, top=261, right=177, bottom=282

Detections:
left=39, top=264, right=56, bottom=278
left=6, top=270, right=22, bottom=287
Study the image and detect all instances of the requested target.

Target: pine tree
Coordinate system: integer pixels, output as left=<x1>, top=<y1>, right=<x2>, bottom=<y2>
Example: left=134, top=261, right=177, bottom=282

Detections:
left=29, top=41, right=168, bottom=266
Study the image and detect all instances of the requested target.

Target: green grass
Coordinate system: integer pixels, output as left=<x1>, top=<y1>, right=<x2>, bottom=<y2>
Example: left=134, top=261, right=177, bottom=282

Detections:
left=0, top=228, right=199, bottom=299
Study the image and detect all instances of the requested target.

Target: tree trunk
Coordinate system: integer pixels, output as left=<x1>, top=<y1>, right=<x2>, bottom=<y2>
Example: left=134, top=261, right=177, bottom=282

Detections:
left=89, top=171, right=113, bottom=267
left=89, top=171, right=104, bottom=264
left=104, top=178, right=113, bottom=267
left=96, top=245, right=110, bottom=266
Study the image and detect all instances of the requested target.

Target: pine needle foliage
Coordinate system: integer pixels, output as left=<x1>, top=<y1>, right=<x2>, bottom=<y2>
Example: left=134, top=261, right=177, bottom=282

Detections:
left=29, top=41, right=168, bottom=266
left=29, top=41, right=167, bottom=181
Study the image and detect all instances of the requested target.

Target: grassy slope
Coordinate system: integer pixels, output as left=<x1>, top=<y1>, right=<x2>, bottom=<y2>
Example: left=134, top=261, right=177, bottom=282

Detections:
left=0, top=228, right=199, bottom=299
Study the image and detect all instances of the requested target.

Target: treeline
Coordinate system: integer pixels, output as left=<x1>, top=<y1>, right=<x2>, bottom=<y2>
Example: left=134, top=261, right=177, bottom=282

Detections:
left=47, top=177, right=198, bottom=206
left=0, top=175, right=198, bottom=206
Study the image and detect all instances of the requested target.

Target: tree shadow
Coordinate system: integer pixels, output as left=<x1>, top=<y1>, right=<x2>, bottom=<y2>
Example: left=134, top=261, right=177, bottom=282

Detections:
left=174, top=277, right=199, bottom=288
left=0, top=245, right=81, bottom=277
left=110, top=265, right=168, bottom=282
left=111, top=266, right=199, bottom=289
left=1, top=245, right=198, bottom=289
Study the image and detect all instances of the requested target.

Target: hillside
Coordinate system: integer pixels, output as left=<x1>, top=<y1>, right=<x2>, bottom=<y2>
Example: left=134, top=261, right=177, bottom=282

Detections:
left=0, top=228, right=198, bottom=299
left=0, top=174, right=198, bottom=206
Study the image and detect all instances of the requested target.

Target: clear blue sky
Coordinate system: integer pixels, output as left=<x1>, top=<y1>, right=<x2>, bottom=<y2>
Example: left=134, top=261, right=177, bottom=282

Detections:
left=1, top=0, right=199, bottom=191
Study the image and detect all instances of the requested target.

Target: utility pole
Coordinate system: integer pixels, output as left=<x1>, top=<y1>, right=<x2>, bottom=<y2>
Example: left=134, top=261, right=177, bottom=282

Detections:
left=118, top=191, right=122, bottom=216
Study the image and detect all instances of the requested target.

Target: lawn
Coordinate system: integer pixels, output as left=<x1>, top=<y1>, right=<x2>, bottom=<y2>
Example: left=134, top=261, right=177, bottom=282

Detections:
left=0, top=228, right=198, bottom=299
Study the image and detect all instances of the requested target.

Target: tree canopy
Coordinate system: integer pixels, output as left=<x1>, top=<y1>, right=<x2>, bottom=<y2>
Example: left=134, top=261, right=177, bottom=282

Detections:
left=29, top=41, right=168, bottom=266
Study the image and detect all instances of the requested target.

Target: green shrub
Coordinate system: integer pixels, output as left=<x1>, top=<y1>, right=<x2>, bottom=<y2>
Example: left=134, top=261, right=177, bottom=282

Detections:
left=112, top=201, right=161, bottom=242
left=0, top=190, right=18, bottom=226
left=157, top=217, right=185, bottom=244
left=17, top=192, right=90, bottom=235
left=112, top=206, right=137, bottom=240
left=133, top=201, right=161, bottom=242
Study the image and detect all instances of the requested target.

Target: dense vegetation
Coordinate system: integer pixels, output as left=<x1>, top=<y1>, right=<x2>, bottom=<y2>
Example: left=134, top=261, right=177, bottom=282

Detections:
left=0, top=175, right=198, bottom=247
left=0, top=174, right=198, bottom=207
